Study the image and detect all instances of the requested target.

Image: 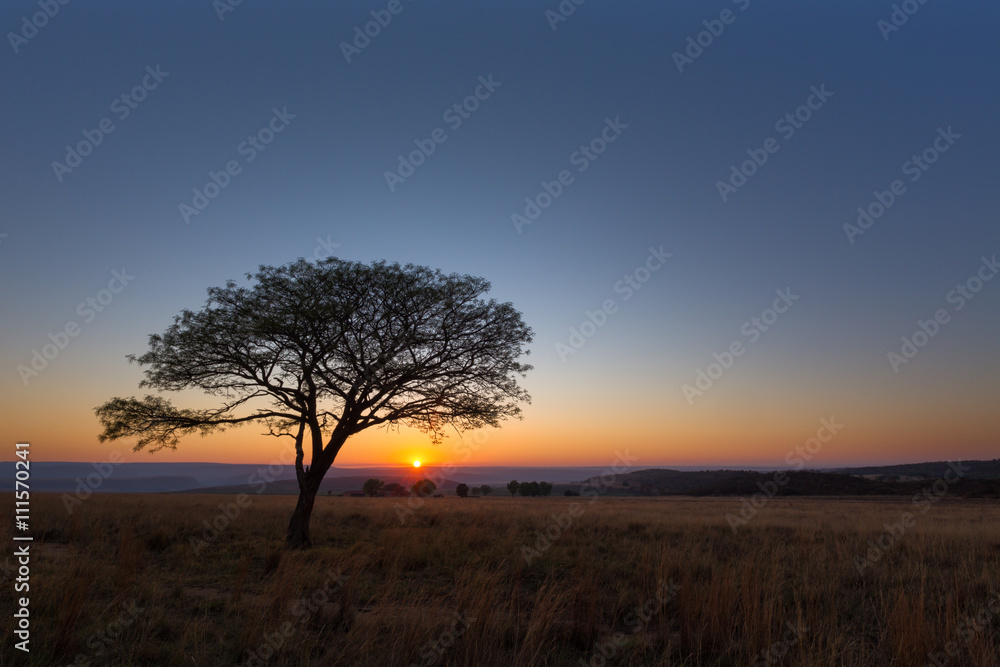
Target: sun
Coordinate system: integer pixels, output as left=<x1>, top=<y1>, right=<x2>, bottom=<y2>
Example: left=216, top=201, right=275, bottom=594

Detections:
left=413, top=460, right=421, bottom=468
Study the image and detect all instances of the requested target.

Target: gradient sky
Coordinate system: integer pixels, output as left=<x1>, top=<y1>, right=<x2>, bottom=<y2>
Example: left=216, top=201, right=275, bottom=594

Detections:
left=2, top=1, right=998, bottom=468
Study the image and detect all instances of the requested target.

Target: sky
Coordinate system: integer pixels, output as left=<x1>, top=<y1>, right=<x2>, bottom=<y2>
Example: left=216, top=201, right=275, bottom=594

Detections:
left=1, top=0, right=998, bottom=469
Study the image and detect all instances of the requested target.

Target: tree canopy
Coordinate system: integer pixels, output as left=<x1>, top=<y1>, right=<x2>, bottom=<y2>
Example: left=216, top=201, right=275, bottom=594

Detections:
left=363, top=479, right=384, bottom=497
left=412, top=479, right=437, bottom=497
left=95, top=257, right=533, bottom=546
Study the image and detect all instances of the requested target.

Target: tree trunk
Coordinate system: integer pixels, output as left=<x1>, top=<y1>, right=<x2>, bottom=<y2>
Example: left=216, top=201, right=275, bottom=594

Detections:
left=286, top=424, right=347, bottom=549
left=286, top=475, right=320, bottom=548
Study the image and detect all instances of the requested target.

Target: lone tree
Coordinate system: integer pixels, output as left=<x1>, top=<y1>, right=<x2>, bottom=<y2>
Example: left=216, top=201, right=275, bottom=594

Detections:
left=94, top=258, right=532, bottom=548
left=455, top=483, right=469, bottom=498
left=480, top=484, right=492, bottom=496
left=362, top=478, right=384, bottom=497
left=412, top=478, right=437, bottom=497
left=518, top=481, right=540, bottom=497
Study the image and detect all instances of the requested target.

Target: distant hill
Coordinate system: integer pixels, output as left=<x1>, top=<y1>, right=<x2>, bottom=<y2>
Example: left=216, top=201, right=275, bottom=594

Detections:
left=0, top=462, right=611, bottom=494
left=687, top=472, right=1000, bottom=499
left=582, top=465, right=1000, bottom=498
left=182, top=473, right=465, bottom=496
left=578, top=469, right=748, bottom=495
left=829, top=459, right=1000, bottom=480
left=23, top=476, right=203, bottom=494
left=5, top=459, right=998, bottom=497
left=685, top=471, right=900, bottom=496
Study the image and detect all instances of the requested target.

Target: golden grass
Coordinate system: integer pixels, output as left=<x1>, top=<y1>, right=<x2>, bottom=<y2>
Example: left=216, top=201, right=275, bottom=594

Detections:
left=2, top=494, right=999, bottom=666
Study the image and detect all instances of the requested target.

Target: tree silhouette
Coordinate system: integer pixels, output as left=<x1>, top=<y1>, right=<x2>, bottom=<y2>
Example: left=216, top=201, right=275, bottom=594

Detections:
left=362, top=478, right=384, bottom=497
left=480, top=484, right=492, bottom=496
left=507, top=480, right=520, bottom=496
left=383, top=482, right=405, bottom=497
left=456, top=483, right=469, bottom=498
left=412, top=478, right=437, bottom=497
left=518, top=481, right=540, bottom=497
left=94, top=258, right=532, bottom=548
left=538, top=481, right=553, bottom=496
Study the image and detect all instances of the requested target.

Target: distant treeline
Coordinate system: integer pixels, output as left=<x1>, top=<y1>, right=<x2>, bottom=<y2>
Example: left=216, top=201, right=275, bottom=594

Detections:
left=580, top=468, right=1000, bottom=498
left=507, top=480, right=553, bottom=496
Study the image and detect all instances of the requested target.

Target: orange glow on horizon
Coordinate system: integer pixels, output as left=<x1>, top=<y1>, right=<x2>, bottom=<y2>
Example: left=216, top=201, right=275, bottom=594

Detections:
left=4, top=372, right=998, bottom=466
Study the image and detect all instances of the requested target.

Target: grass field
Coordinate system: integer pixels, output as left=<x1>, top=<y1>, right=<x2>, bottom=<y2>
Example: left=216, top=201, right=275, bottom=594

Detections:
left=3, top=493, right=999, bottom=666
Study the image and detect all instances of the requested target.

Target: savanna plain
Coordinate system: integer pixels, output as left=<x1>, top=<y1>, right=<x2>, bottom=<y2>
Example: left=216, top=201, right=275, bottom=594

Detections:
left=3, top=494, right=999, bottom=667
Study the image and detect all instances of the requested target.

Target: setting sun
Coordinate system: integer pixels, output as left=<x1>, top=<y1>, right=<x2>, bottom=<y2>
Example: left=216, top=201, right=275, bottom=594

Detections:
left=413, top=460, right=421, bottom=468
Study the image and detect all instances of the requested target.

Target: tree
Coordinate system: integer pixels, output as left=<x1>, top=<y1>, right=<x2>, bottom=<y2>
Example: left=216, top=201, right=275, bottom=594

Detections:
left=94, top=258, right=533, bottom=548
left=412, top=478, right=437, bottom=497
left=518, top=481, right=540, bottom=497
left=383, top=482, right=405, bottom=497
left=456, top=483, right=469, bottom=498
left=480, top=484, right=492, bottom=496
left=538, top=481, right=553, bottom=496
left=507, top=480, right=520, bottom=496
left=362, top=478, right=384, bottom=497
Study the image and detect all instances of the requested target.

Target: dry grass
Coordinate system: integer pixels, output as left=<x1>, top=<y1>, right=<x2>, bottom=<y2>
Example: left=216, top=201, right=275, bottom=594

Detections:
left=2, top=493, right=999, bottom=666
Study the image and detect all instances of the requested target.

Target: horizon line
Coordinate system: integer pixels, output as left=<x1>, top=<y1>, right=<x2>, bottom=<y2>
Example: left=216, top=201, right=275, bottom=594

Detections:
left=4, top=458, right=992, bottom=469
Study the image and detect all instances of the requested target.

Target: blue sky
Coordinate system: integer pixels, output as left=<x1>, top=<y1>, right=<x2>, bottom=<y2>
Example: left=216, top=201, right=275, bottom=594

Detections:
left=2, top=0, right=998, bottom=466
